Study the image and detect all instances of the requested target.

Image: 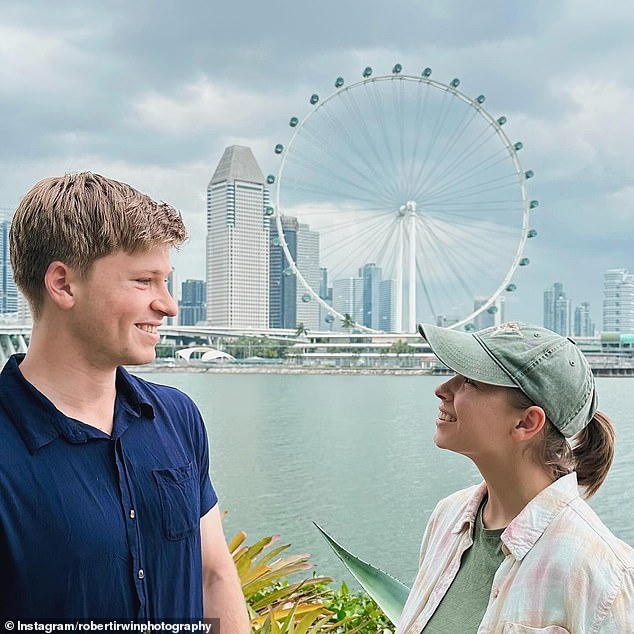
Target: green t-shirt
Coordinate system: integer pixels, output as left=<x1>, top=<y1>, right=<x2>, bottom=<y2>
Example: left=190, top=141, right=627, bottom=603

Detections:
left=422, top=501, right=505, bottom=633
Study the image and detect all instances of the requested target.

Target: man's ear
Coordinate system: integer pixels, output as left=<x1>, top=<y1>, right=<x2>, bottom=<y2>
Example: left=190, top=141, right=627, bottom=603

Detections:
left=512, top=405, right=546, bottom=443
left=43, top=261, right=77, bottom=310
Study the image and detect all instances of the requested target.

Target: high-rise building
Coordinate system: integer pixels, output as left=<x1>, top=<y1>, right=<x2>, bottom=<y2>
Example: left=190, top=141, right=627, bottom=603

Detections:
left=473, top=296, right=495, bottom=331
left=269, top=216, right=298, bottom=329
left=166, top=267, right=176, bottom=326
left=318, top=267, right=333, bottom=331
left=179, top=279, right=206, bottom=326
left=0, top=214, right=17, bottom=315
left=574, top=302, right=595, bottom=337
left=379, top=279, right=398, bottom=332
left=295, top=223, right=320, bottom=330
left=543, top=282, right=570, bottom=335
left=332, top=276, right=363, bottom=330
left=206, top=146, right=269, bottom=328
left=359, top=263, right=382, bottom=329
left=603, top=269, right=634, bottom=332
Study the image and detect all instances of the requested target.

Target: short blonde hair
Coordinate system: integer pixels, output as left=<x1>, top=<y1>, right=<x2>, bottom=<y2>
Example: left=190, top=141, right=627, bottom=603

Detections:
left=10, top=172, right=187, bottom=318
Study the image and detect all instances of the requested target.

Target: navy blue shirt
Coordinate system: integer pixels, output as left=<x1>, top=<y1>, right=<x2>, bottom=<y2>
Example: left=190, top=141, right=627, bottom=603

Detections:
left=0, top=355, right=217, bottom=621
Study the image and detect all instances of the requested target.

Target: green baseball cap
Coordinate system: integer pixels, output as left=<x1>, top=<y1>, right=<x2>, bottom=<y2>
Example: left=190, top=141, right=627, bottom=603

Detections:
left=418, top=321, right=598, bottom=437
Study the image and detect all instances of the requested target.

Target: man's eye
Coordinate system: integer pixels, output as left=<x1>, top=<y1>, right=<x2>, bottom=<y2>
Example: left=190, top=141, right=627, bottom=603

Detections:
left=136, top=279, right=151, bottom=284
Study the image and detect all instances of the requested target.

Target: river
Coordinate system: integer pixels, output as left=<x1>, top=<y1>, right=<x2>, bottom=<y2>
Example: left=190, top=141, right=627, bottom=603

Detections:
left=141, top=371, right=634, bottom=588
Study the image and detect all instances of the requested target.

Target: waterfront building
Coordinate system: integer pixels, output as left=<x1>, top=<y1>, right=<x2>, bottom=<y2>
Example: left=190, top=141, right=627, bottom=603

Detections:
left=359, top=263, right=382, bottom=329
left=378, top=279, right=398, bottom=332
left=574, top=302, right=595, bottom=337
left=295, top=223, right=321, bottom=330
left=603, top=269, right=634, bottom=332
left=179, top=279, right=206, bottom=326
left=269, top=215, right=298, bottom=329
left=165, top=268, right=176, bottom=326
left=333, top=276, right=364, bottom=330
left=206, top=146, right=269, bottom=328
left=544, top=282, right=570, bottom=335
left=0, top=214, right=17, bottom=315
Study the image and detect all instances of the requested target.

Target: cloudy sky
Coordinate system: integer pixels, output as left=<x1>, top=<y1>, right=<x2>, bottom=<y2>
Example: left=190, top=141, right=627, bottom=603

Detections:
left=1, top=0, right=633, bottom=327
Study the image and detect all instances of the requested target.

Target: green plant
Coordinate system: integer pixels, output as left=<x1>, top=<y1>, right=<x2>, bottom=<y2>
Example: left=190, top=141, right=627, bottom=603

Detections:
left=228, top=529, right=377, bottom=633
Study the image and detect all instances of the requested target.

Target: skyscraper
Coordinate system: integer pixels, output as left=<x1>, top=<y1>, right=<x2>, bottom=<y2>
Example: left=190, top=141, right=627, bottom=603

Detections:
left=206, top=146, right=269, bottom=329
left=379, top=279, right=398, bottom=332
left=473, top=296, right=495, bottom=331
left=0, top=214, right=17, bottom=315
left=332, top=276, right=363, bottom=329
left=603, top=269, right=634, bottom=332
left=543, top=282, right=570, bottom=335
left=574, top=302, right=595, bottom=337
left=295, top=223, right=321, bottom=330
left=359, top=263, right=382, bottom=329
left=269, top=215, right=298, bottom=329
left=179, top=279, right=206, bottom=326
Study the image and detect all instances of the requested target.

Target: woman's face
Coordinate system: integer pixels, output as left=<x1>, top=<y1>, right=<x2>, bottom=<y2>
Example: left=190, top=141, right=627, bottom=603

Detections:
left=433, top=374, right=523, bottom=462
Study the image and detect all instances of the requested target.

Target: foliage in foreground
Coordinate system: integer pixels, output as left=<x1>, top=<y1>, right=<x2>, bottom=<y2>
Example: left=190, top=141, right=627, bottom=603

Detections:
left=228, top=529, right=392, bottom=633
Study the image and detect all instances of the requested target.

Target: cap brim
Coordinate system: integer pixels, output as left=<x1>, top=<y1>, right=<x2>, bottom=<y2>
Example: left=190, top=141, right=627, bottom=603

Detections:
left=418, top=323, right=516, bottom=387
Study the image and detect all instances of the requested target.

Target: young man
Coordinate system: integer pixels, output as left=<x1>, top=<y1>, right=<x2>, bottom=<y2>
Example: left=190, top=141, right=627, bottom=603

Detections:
left=0, top=173, right=250, bottom=630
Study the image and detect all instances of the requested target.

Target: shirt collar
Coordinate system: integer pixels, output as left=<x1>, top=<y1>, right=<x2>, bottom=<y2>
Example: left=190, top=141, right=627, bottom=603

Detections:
left=0, top=355, right=155, bottom=453
left=452, top=473, right=580, bottom=560
left=501, top=472, right=580, bottom=560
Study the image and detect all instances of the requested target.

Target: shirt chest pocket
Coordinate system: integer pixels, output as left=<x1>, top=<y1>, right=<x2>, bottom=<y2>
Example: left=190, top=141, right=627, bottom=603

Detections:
left=153, top=462, right=199, bottom=541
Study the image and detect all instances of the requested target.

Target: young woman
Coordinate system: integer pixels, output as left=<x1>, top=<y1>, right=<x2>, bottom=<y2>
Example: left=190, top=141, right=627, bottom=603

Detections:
left=396, top=322, right=634, bottom=633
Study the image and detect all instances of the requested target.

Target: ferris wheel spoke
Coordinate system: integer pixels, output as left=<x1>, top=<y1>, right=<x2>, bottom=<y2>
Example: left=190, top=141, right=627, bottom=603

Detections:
left=414, top=101, right=481, bottom=197
left=405, top=78, right=432, bottom=194
left=333, top=86, right=402, bottom=202
left=307, top=101, right=395, bottom=197
left=419, top=137, right=512, bottom=202
left=412, top=121, right=499, bottom=201
left=409, top=88, right=455, bottom=193
left=320, top=214, right=396, bottom=262
left=424, top=171, right=522, bottom=207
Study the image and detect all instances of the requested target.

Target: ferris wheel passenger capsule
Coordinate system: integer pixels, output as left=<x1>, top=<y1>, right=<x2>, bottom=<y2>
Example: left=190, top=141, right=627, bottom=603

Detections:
left=529, top=200, right=539, bottom=209
left=289, top=116, right=299, bottom=127
left=335, top=76, right=344, bottom=88
left=476, top=94, right=486, bottom=104
left=302, top=294, right=312, bottom=303
left=392, top=64, right=402, bottom=74
left=524, top=170, right=534, bottom=179
left=514, top=142, right=523, bottom=151
left=497, top=116, right=507, bottom=125
left=519, top=258, right=530, bottom=266
left=310, top=94, right=319, bottom=105
left=450, top=78, right=460, bottom=88
left=274, top=144, right=283, bottom=154
left=265, top=206, right=275, bottom=216
left=422, top=67, right=432, bottom=77
left=527, top=229, right=538, bottom=238
left=487, top=305, right=498, bottom=314
left=266, top=175, right=275, bottom=184
left=506, top=284, right=517, bottom=292
left=283, top=267, right=294, bottom=277
left=271, top=237, right=280, bottom=246
left=363, top=66, right=372, bottom=77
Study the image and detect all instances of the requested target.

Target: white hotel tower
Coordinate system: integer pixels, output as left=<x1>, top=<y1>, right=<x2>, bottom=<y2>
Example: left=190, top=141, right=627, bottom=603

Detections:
left=206, top=146, right=269, bottom=329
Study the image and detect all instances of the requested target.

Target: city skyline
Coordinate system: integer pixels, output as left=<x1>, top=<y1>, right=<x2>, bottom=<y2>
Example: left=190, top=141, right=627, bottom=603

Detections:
left=1, top=2, right=634, bottom=326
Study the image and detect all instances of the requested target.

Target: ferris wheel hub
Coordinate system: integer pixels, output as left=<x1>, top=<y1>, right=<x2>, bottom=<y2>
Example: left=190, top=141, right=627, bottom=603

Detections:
left=398, top=200, right=417, bottom=216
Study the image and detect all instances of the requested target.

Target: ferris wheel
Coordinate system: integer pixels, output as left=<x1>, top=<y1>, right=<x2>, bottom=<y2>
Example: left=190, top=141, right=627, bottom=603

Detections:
left=268, top=64, right=538, bottom=332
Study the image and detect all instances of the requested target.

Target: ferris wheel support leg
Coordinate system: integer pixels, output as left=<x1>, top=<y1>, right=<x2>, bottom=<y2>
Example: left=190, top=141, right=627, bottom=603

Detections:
left=408, top=209, right=416, bottom=333
left=396, top=220, right=403, bottom=333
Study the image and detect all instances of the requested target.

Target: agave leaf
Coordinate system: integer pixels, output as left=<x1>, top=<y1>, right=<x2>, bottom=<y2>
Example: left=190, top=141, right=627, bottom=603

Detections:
left=251, top=603, right=331, bottom=629
left=314, top=522, right=410, bottom=625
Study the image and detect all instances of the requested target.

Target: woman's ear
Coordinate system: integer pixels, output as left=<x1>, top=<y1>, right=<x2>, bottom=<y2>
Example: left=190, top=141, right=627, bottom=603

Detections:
left=43, top=261, right=77, bottom=310
left=512, top=405, right=546, bottom=442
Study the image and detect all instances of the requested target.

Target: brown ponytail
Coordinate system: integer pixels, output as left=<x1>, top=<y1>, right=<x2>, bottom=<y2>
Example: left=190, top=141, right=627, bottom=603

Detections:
left=571, top=411, right=615, bottom=499
left=509, top=390, right=616, bottom=498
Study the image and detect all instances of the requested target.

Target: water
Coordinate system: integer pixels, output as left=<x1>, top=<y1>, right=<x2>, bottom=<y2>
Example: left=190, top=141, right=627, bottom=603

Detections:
left=140, top=371, right=634, bottom=588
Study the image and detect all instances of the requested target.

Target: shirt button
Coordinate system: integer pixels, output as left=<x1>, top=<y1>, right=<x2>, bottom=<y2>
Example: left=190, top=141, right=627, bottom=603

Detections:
left=130, top=509, right=136, bottom=519
left=138, top=569, right=145, bottom=579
